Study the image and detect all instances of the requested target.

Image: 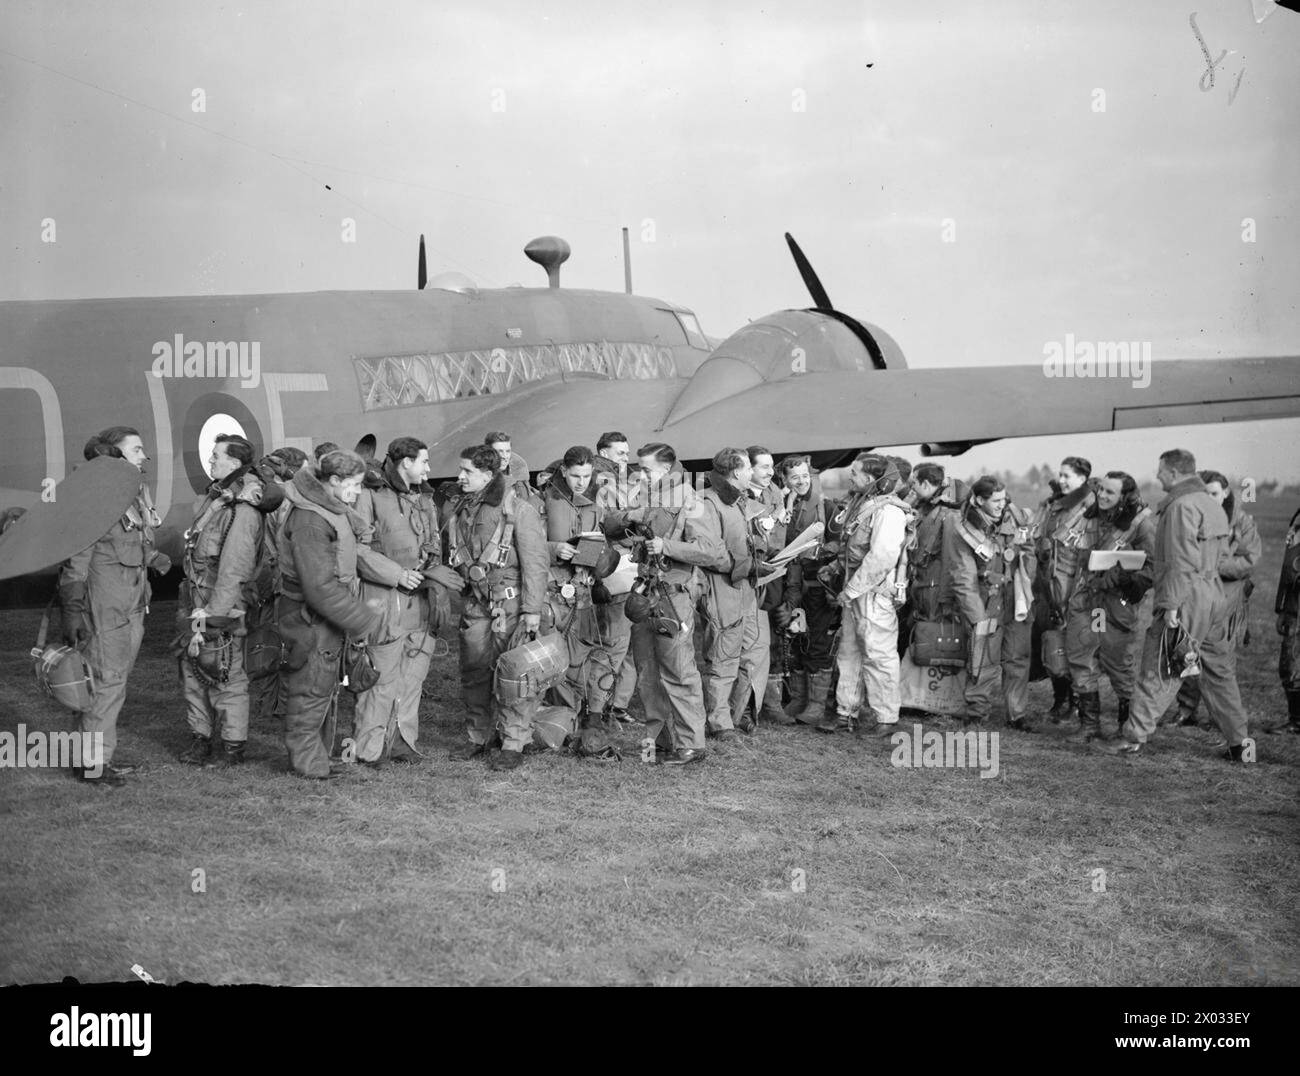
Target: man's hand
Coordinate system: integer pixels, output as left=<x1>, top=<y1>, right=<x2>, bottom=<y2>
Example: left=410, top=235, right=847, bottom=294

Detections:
left=645, top=536, right=664, bottom=556
left=556, top=544, right=576, bottom=562
left=399, top=569, right=424, bottom=590
left=521, top=612, right=541, bottom=634
left=1164, top=608, right=1180, bottom=628
left=150, top=552, right=173, bottom=576
left=61, top=609, right=91, bottom=649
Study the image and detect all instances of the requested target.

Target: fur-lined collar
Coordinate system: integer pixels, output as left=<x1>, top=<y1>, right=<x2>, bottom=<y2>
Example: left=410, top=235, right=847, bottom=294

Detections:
left=1156, top=474, right=1207, bottom=512
left=1090, top=499, right=1146, bottom=532
left=288, top=466, right=351, bottom=515
left=708, top=469, right=745, bottom=506
left=381, top=456, right=415, bottom=495
left=1049, top=483, right=1091, bottom=513
left=962, top=499, right=999, bottom=534
left=545, top=474, right=595, bottom=509
left=467, top=471, right=509, bottom=510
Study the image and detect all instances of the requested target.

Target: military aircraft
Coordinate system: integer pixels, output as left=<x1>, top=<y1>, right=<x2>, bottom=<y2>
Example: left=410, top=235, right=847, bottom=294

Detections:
left=2, top=231, right=1298, bottom=568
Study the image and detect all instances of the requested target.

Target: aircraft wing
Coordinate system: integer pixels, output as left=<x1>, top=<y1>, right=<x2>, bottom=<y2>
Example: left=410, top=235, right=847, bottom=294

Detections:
left=654, top=356, right=1300, bottom=454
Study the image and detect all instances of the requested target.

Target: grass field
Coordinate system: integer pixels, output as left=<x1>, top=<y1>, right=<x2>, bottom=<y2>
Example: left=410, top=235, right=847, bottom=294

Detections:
left=2, top=498, right=1297, bottom=986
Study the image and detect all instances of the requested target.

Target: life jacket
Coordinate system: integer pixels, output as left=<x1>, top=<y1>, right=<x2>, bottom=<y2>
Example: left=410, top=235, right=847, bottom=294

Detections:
left=277, top=472, right=360, bottom=597
left=448, top=483, right=520, bottom=598
left=836, top=492, right=917, bottom=599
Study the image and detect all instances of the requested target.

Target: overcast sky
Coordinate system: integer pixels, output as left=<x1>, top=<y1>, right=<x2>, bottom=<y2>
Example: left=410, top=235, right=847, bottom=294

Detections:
left=3, top=0, right=1297, bottom=483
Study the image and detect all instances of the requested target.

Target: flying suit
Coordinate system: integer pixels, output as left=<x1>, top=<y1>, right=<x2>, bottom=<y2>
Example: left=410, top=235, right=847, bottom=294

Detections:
left=1064, top=501, right=1156, bottom=700
left=351, top=457, right=442, bottom=762
left=835, top=491, right=911, bottom=726
left=276, top=468, right=383, bottom=778
left=59, top=481, right=167, bottom=768
left=540, top=476, right=604, bottom=712
left=448, top=472, right=550, bottom=752
left=604, top=473, right=728, bottom=752
left=697, top=473, right=757, bottom=734
left=179, top=468, right=279, bottom=749
left=940, top=499, right=1035, bottom=725
left=729, top=480, right=786, bottom=726
left=1121, top=475, right=1249, bottom=747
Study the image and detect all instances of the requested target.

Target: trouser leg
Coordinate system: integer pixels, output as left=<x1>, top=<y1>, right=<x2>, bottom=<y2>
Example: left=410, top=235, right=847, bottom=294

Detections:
left=1001, top=617, right=1031, bottom=722
left=1097, top=623, right=1138, bottom=701
left=563, top=605, right=596, bottom=710
left=1197, top=625, right=1249, bottom=747
left=1065, top=596, right=1101, bottom=694
left=700, top=594, right=743, bottom=734
left=459, top=602, right=497, bottom=746
left=81, top=611, right=145, bottom=768
left=586, top=601, right=632, bottom=714
left=729, top=596, right=769, bottom=725
left=802, top=586, right=840, bottom=673
left=963, top=625, right=1003, bottom=724
left=211, top=639, right=250, bottom=742
left=282, top=622, right=342, bottom=778
left=249, top=665, right=285, bottom=723
left=858, top=593, right=901, bottom=726
left=183, top=659, right=216, bottom=738
left=390, top=631, right=433, bottom=756
left=834, top=602, right=867, bottom=717
left=1122, top=623, right=1184, bottom=743
left=655, top=588, right=706, bottom=750
left=493, top=608, right=543, bottom=753
left=612, top=630, right=638, bottom=710
left=633, top=622, right=674, bottom=749
left=354, top=635, right=405, bottom=761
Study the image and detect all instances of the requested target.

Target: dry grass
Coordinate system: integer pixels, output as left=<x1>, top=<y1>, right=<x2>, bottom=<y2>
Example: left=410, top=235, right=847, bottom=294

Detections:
left=1, top=500, right=1297, bottom=986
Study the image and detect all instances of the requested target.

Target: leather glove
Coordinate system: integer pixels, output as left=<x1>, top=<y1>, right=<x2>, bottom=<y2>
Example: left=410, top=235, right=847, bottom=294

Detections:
left=59, top=582, right=91, bottom=648
left=771, top=602, right=793, bottom=632
left=150, top=551, right=173, bottom=576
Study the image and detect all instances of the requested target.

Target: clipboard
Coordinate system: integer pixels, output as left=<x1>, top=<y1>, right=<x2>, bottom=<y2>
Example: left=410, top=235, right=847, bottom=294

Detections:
left=1087, top=549, right=1146, bottom=571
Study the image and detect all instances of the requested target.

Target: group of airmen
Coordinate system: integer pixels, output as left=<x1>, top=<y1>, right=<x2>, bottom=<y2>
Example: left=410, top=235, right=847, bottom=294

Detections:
left=47, top=424, right=1300, bottom=786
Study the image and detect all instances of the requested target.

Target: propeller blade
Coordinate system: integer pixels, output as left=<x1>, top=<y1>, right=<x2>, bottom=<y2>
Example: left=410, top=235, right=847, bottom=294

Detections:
left=785, top=232, right=834, bottom=311
left=418, top=235, right=428, bottom=290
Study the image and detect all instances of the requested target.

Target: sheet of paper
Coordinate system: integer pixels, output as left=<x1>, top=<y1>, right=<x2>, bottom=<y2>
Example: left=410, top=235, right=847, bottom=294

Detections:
left=1087, top=549, right=1147, bottom=570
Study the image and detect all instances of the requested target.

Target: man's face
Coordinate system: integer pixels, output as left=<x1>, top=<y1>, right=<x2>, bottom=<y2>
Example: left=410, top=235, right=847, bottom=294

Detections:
left=979, top=490, right=1008, bottom=518
left=117, top=435, right=148, bottom=471
left=729, top=456, right=754, bottom=489
left=490, top=441, right=512, bottom=471
left=751, top=454, right=774, bottom=488
left=785, top=463, right=811, bottom=496
left=1057, top=465, right=1086, bottom=494
left=399, top=449, right=430, bottom=487
left=600, top=441, right=629, bottom=466
left=915, top=478, right=940, bottom=503
left=564, top=463, right=593, bottom=497
left=333, top=474, right=365, bottom=505
left=1204, top=480, right=1227, bottom=506
left=639, top=454, right=668, bottom=483
left=1096, top=477, right=1123, bottom=511
left=1156, top=460, right=1175, bottom=492
left=209, top=441, right=239, bottom=481
left=458, top=458, right=493, bottom=495
left=849, top=460, right=872, bottom=492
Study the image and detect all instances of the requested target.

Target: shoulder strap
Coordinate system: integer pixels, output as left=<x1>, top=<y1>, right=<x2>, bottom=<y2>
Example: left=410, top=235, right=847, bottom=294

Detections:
left=34, top=597, right=57, bottom=651
left=955, top=515, right=995, bottom=560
